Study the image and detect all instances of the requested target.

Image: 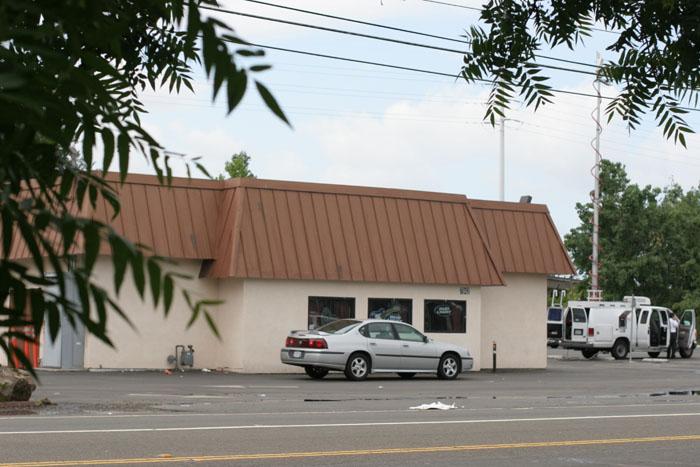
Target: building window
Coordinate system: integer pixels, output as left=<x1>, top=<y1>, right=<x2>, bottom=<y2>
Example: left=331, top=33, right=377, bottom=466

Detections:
left=368, top=298, right=412, bottom=324
left=308, top=297, right=355, bottom=330
left=424, top=300, right=466, bottom=333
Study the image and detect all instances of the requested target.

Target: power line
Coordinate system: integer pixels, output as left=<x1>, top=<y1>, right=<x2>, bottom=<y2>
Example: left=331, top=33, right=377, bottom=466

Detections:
left=235, top=40, right=700, bottom=113
left=421, top=0, right=482, bottom=12
left=231, top=0, right=600, bottom=69
left=203, top=5, right=597, bottom=76
left=420, top=0, right=621, bottom=35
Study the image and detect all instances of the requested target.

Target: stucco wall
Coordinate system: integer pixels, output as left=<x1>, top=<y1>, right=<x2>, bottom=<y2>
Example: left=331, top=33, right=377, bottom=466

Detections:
left=480, top=273, right=547, bottom=369
left=237, top=279, right=482, bottom=373
left=85, top=257, right=230, bottom=370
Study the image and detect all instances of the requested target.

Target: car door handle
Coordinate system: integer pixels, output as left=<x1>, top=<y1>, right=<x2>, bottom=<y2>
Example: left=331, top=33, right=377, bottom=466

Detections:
left=370, top=342, right=377, bottom=346
left=402, top=344, right=409, bottom=348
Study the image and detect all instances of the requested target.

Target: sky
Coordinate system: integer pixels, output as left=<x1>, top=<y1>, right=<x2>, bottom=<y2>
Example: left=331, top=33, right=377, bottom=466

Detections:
left=130, top=0, right=700, bottom=239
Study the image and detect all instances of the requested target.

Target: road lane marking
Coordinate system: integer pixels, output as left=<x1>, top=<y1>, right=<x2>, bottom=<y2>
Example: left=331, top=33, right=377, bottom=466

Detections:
left=5, top=400, right=700, bottom=421
left=2, top=412, right=700, bottom=435
left=2, top=434, right=700, bottom=466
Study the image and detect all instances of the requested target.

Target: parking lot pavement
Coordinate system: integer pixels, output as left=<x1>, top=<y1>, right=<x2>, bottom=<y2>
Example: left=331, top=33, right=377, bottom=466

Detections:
left=1, top=353, right=699, bottom=466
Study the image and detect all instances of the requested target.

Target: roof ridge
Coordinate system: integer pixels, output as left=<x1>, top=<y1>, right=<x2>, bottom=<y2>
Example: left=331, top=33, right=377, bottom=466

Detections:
left=237, top=177, right=469, bottom=204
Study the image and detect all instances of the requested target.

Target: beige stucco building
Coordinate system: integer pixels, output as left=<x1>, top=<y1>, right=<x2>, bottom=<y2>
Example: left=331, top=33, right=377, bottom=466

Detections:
left=3, top=175, right=573, bottom=372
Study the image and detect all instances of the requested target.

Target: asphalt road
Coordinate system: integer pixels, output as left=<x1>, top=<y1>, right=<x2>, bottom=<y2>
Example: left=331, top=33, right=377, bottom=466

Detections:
left=1, top=350, right=699, bottom=466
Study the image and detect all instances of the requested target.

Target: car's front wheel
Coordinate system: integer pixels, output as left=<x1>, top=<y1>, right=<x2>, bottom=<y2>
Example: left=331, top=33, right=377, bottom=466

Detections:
left=679, top=346, right=694, bottom=359
left=304, top=366, right=329, bottom=379
left=611, top=339, right=629, bottom=360
left=345, top=353, right=370, bottom=381
left=437, top=353, right=460, bottom=380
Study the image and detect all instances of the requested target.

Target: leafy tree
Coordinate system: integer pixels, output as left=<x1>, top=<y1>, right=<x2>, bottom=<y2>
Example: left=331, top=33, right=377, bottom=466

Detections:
left=0, top=0, right=288, bottom=371
left=565, top=160, right=700, bottom=311
left=217, top=151, right=255, bottom=179
left=461, top=1, right=698, bottom=146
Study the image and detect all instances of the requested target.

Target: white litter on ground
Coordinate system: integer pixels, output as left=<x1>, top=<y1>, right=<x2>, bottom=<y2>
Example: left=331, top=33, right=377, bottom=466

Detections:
left=201, top=368, right=211, bottom=372
left=409, top=402, right=456, bottom=410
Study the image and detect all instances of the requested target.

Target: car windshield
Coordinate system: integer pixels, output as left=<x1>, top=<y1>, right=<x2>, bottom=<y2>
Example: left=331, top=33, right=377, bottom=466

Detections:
left=548, top=308, right=562, bottom=321
left=316, top=319, right=361, bottom=334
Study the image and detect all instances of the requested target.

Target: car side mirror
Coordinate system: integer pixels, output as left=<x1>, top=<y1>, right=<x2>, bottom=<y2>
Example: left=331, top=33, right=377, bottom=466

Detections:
left=423, top=336, right=429, bottom=343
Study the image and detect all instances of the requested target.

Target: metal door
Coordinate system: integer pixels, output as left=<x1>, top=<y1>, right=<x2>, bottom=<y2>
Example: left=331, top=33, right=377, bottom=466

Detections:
left=393, top=323, right=437, bottom=371
left=649, top=309, right=662, bottom=348
left=635, top=308, right=650, bottom=348
left=364, top=322, right=403, bottom=370
left=571, top=308, right=588, bottom=342
left=41, top=275, right=85, bottom=369
left=41, top=320, right=62, bottom=368
left=679, top=310, right=696, bottom=351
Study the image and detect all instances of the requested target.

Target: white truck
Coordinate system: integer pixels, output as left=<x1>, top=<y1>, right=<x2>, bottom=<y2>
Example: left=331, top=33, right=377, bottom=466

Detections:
left=561, top=296, right=697, bottom=359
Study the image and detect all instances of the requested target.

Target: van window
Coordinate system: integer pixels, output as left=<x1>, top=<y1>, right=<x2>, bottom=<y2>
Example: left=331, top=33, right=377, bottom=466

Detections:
left=640, top=310, right=649, bottom=324
left=660, top=310, right=668, bottom=325
left=548, top=308, right=562, bottom=321
left=573, top=308, right=587, bottom=323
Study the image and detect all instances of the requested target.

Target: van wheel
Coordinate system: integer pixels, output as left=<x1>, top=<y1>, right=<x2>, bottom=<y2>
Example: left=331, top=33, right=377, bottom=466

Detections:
left=304, top=366, right=329, bottom=379
left=437, top=353, right=460, bottom=380
left=647, top=352, right=660, bottom=358
left=345, top=353, right=370, bottom=381
left=679, top=347, right=694, bottom=359
left=581, top=349, right=598, bottom=359
left=611, top=339, right=629, bottom=360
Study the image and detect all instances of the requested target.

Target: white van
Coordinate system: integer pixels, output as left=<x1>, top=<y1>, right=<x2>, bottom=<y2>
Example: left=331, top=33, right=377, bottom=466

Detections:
left=561, top=297, right=697, bottom=359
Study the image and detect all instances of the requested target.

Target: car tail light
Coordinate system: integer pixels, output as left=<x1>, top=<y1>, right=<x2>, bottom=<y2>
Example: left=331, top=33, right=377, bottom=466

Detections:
left=307, top=338, right=328, bottom=349
left=588, top=328, right=595, bottom=337
left=285, top=337, right=327, bottom=349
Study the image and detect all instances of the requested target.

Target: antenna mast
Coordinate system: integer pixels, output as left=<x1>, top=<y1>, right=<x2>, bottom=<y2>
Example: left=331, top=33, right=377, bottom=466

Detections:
left=589, top=53, right=603, bottom=302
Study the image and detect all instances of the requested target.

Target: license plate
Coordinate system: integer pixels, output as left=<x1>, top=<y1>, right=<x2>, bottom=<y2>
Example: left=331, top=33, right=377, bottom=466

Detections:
left=290, top=350, right=303, bottom=359
left=574, top=329, right=583, bottom=335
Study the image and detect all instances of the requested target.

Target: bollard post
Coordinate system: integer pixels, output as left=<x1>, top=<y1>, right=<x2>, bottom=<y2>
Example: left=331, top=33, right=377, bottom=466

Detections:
left=492, top=341, right=497, bottom=373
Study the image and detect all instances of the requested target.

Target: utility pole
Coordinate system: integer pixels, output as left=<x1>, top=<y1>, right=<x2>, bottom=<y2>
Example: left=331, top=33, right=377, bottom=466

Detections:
left=589, top=53, right=604, bottom=302
left=499, top=116, right=505, bottom=201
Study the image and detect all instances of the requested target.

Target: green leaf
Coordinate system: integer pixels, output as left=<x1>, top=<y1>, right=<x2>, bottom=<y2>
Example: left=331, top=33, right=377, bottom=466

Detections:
left=118, top=132, right=130, bottom=182
left=255, top=81, right=290, bottom=126
left=147, top=259, right=161, bottom=307
left=102, top=128, right=115, bottom=173
left=163, top=275, right=174, bottom=312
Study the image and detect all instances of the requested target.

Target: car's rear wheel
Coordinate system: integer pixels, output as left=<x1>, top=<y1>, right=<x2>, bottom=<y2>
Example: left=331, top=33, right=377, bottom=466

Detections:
left=437, top=353, right=460, bottom=380
left=647, top=351, right=660, bottom=358
left=397, top=372, right=416, bottom=379
left=345, top=353, right=370, bottom=381
left=304, top=366, right=329, bottom=379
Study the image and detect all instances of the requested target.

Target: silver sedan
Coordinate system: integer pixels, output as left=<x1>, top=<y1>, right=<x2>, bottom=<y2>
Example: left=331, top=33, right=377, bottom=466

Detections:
left=280, top=319, right=473, bottom=380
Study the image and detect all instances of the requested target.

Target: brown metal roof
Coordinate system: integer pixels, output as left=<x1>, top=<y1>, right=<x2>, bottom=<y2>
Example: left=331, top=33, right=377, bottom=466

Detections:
left=8, top=174, right=572, bottom=282
left=205, top=179, right=504, bottom=286
left=7, top=174, right=221, bottom=261
left=468, top=199, right=575, bottom=275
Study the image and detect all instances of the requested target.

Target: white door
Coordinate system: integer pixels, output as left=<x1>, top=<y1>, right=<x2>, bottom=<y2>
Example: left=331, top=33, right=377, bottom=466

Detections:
left=679, top=310, right=696, bottom=352
left=571, top=308, right=588, bottom=342
left=635, top=308, right=650, bottom=348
